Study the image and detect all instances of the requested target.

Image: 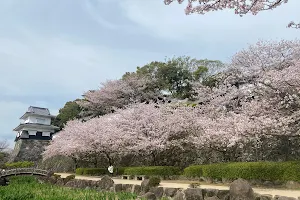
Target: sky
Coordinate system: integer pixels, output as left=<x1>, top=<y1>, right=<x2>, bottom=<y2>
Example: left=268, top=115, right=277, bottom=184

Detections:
left=0, top=0, right=299, bottom=148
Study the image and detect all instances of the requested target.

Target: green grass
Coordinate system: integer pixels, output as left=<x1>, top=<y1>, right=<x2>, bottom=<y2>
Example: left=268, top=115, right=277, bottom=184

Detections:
left=0, top=176, right=138, bottom=200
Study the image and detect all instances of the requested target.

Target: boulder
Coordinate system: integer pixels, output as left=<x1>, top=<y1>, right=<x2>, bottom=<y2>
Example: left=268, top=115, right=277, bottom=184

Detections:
left=230, top=178, right=254, bottom=200
left=217, top=190, right=230, bottom=200
left=141, top=192, right=157, bottom=200
left=114, top=184, right=123, bottom=192
left=90, top=180, right=98, bottom=188
left=149, top=187, right=164, bottom=199
left=77, top=180, right=90, bottom=188
left=164, top=187, right=179, bottom=197
left=46, top=171, right=54, bottom=177
left=184, top=188, right=203, bottom=200
left=286, top=181, right=300, bottom=189
left=173, top=191, right=185, bottom=200
left=260, top=194, right=273, bottom=200
left=203, top=189, right=219, bottom=197
left=48, top=176, right=57, bottom=184
left=65, top=180, right=76, bottom=187
left=56, top=177, right=65, bottom=186
left=0, top=178, right=8, bottom=186
left=205, top=197, right=220, bottom=200
left=132, top=184, right=141, bottom=195
left=277, top=197, right=297, bottom=200
left=262, top=181, right=274, bottom=187
left=141, top=179, right=151, bottom=193
left=97, top=175, right=114, bottom=190
left=122, top=184, right=133, bottom=192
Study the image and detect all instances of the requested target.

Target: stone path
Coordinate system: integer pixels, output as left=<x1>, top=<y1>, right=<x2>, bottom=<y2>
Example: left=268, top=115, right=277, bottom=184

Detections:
left=57, top=173, right=300, bottom=198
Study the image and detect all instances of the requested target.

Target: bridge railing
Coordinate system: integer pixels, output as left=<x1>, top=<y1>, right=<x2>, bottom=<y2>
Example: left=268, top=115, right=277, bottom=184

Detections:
left=0, top=168, right=48, bottom=177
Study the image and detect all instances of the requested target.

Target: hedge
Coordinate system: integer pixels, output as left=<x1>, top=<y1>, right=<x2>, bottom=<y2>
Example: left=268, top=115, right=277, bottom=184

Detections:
left=124, top=166, right=182, bottom=177
left=4, top=161, right=34, bottom=169
left=184, top=161, right=300, bottom=182
left=75, top=167, right=126, bottom=176
left=76, top=166, right=182, bottom=177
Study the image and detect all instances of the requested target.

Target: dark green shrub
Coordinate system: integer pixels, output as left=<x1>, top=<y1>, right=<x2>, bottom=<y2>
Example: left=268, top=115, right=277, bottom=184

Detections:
left=281, top=161, right=300, bottom=181
left=4, top=161, right=34, bottom=169
left=148, top=176, right=161, bottom=187
left=75, top=167, right=126, bottom=176
left=116, top=167, right=126, bottom=175
left=183, top=165, right=204, bottom=178
left=124, top=166, right=181, bottom=177
left=183, top=161, right=300, bottom=182
left=75, top=168, right=84, bottom=175
left=83, top=168, right=107, bottom=176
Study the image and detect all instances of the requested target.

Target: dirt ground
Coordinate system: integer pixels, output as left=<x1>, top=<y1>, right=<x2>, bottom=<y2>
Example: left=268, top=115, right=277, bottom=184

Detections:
left=57, top=173, right=300, bottom=198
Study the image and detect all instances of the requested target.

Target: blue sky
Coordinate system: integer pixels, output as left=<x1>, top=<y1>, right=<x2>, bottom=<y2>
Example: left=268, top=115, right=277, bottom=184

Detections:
left=0, top=0, right=299, bottom=148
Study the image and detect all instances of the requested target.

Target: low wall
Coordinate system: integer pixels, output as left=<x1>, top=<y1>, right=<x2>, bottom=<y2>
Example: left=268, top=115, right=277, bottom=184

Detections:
left=40, top=175, right=300, bottom=200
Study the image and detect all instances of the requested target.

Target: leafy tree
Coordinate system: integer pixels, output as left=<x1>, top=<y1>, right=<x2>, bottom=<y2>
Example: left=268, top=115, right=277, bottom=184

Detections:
left=164, top=0, right=299, bottom=29
left=0, top=140, right=8, bottom=152
left=52, top=101, right=82, bottom=129
left=127, top=56, right=225, bottom=99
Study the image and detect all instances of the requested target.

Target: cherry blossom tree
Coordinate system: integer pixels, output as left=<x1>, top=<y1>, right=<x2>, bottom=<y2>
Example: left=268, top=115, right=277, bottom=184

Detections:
left=231, top=39, right=300, bottom=72
left=43, top=113, right=127, bottom=166
left=164, top=0, right=299, bottom=29
left=77, top=74, right=160, bottom=119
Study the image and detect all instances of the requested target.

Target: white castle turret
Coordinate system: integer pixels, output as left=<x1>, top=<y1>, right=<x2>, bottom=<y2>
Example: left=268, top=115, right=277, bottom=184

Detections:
left=11, top=106, right=59, bottom=162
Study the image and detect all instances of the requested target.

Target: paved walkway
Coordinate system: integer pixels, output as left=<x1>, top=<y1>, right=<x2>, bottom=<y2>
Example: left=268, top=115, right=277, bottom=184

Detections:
left=57, top=173, right=300, bottom=198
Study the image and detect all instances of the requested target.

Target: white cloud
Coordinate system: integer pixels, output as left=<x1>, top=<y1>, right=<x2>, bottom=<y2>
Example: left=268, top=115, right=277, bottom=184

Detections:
left=119, top=0, right=300, bottom=43
left=0, top=101, right=29, bottom=148
left=84, top=0, right=120, bottom=29
left=0, top=29, right=163, bottom=96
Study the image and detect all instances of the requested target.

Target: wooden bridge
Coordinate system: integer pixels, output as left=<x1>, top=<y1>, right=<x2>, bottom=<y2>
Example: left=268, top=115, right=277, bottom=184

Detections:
left=0, top=168, right=48, bottom=178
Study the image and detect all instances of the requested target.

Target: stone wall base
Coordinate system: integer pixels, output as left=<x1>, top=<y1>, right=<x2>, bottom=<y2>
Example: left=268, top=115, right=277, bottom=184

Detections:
left=10, top=139, right=50, bottom=162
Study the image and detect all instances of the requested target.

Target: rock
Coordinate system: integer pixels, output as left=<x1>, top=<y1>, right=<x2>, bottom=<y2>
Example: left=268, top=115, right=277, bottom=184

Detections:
left=48, top=176, right=57, bottom=184
left=277, top=197, right=297, bottom=200
left=0, top=178, right=8, bottom=186
left=205, top=197, right=220, bottom=200
left=164, top=187, right=179, bottom=197
left=260, top=194, right=273, bottom=200
left=229, top=178, right=254, bottom=200
left=77, top=180, right=90, bottom=188
left=217, top=190, right=230, bottom=200
left=56, top=177, right=65, bottom=186
left=206, top=177, right=213, bottom=183
left=122, top=184, right=133, bottom=192
left=184, top=188, right=203, bottom=200
left=97, top=175, right=114, bottom=190
left=203, top=189, right=219, bottom=197
left=286, top=181, right=300, bottom=189
left=90, top=180, right=98, bottom=188
left=189, top=182, right=201, bottom=188
left=114, top=184, right=123, bottom=192
left=149, top=187, right=164, bottom=199
left=46, top=171, right=54, bottom=177
left=132, top=184, right=141, bottom=195
left=142, top=192, right=157, bottom=200
left=141, top=179, right=151, bottom=193
left=65, top=180, right=76, bottom=187
left=173, top=191, right=185, bottom=200
left=262, top=181, right=274, bottom=187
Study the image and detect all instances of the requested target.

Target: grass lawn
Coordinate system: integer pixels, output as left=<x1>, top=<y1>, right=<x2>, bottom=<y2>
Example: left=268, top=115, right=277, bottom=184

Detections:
left=0, top=176, right=138, bottom=200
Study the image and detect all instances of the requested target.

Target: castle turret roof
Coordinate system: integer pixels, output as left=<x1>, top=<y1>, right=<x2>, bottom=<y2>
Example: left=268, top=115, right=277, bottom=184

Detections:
left=20, top=106, right=56, bottom=119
